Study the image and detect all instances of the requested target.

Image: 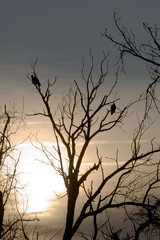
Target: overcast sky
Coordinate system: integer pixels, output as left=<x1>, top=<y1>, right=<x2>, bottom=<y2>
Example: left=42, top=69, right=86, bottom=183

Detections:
left=0, top=0, right=159, bottom=143
left=0, top=0, right=160, bottom=106
left=2, top=2, right=160, bottom=237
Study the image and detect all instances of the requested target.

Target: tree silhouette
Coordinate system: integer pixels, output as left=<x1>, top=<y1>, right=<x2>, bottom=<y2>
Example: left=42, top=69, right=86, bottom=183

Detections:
left=98, top=13, right=160, bottom=239
left=0, top=105, right=41, bottom=239
left=0, top=105, right=24, bottom=239
left=29, top=42, right=160, bottom=239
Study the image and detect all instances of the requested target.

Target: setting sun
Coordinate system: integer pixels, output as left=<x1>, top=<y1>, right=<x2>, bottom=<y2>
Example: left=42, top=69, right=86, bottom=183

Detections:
left=1, top=1, right=160, bottom=238
left=18, top=144, right=65, bottom=213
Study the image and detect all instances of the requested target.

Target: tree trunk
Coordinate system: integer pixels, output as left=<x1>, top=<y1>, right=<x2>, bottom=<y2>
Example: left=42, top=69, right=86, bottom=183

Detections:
left=63, top=180, right=79, bottom=240
left=0, top=191, right=4, bottom=236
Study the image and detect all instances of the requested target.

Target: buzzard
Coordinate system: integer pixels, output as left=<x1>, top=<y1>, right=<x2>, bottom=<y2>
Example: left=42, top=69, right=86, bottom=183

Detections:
left=111, top=103, right=116, bottom=115
left=31, top=74, right=41, bottom=87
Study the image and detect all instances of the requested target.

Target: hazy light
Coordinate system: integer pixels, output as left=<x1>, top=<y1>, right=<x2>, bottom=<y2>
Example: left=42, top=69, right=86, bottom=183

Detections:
left=17, top=143, right=65, bottom=213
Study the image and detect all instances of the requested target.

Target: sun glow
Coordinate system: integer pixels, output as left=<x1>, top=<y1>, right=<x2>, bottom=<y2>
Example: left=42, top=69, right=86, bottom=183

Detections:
left=18, top=144, right=65, bottom=213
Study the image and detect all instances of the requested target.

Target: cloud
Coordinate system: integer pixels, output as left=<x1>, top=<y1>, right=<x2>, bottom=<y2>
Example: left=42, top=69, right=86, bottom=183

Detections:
left=27, top=121, right=50, bottom=125
left=18, top=138, right=149, bottom=149
left=76, top=139, right=149, bottom=146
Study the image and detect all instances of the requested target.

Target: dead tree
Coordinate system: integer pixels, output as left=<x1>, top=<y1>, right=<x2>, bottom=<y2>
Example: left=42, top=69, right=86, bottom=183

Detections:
left=91, top=13, right=160, bottom=239
left=0, top=105, right=39, bottom=239
left=102, top=12, right=160, bottom=112
left=28, top=46, right=160, bottom=240
left=0, top=105, right=24, bottom=239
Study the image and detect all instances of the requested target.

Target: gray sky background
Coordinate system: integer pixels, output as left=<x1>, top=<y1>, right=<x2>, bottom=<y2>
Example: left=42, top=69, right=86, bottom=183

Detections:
left=1, top=0, right=160, bottom=165
left=0, top=0, right=160, bottom=107
left=2, top=2, right=160, bottom=238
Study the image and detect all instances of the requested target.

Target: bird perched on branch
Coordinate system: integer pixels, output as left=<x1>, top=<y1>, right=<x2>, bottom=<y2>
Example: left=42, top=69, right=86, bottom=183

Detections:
left=111, top=103, right=116, bottom=115
left=31, top=74, right=41, bottom=87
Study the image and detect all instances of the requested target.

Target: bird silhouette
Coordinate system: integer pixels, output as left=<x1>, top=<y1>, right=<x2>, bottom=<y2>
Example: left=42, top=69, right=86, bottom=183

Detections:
left=111, top=103, right=116, bottom=115
left=31, top=74, right=41, bottom=87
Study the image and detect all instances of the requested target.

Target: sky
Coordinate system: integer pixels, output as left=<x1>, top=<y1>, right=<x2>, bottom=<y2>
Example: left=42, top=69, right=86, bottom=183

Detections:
left=1, top=1, right=160, bottom=239
left=0, top=0, right=160, bottom=107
